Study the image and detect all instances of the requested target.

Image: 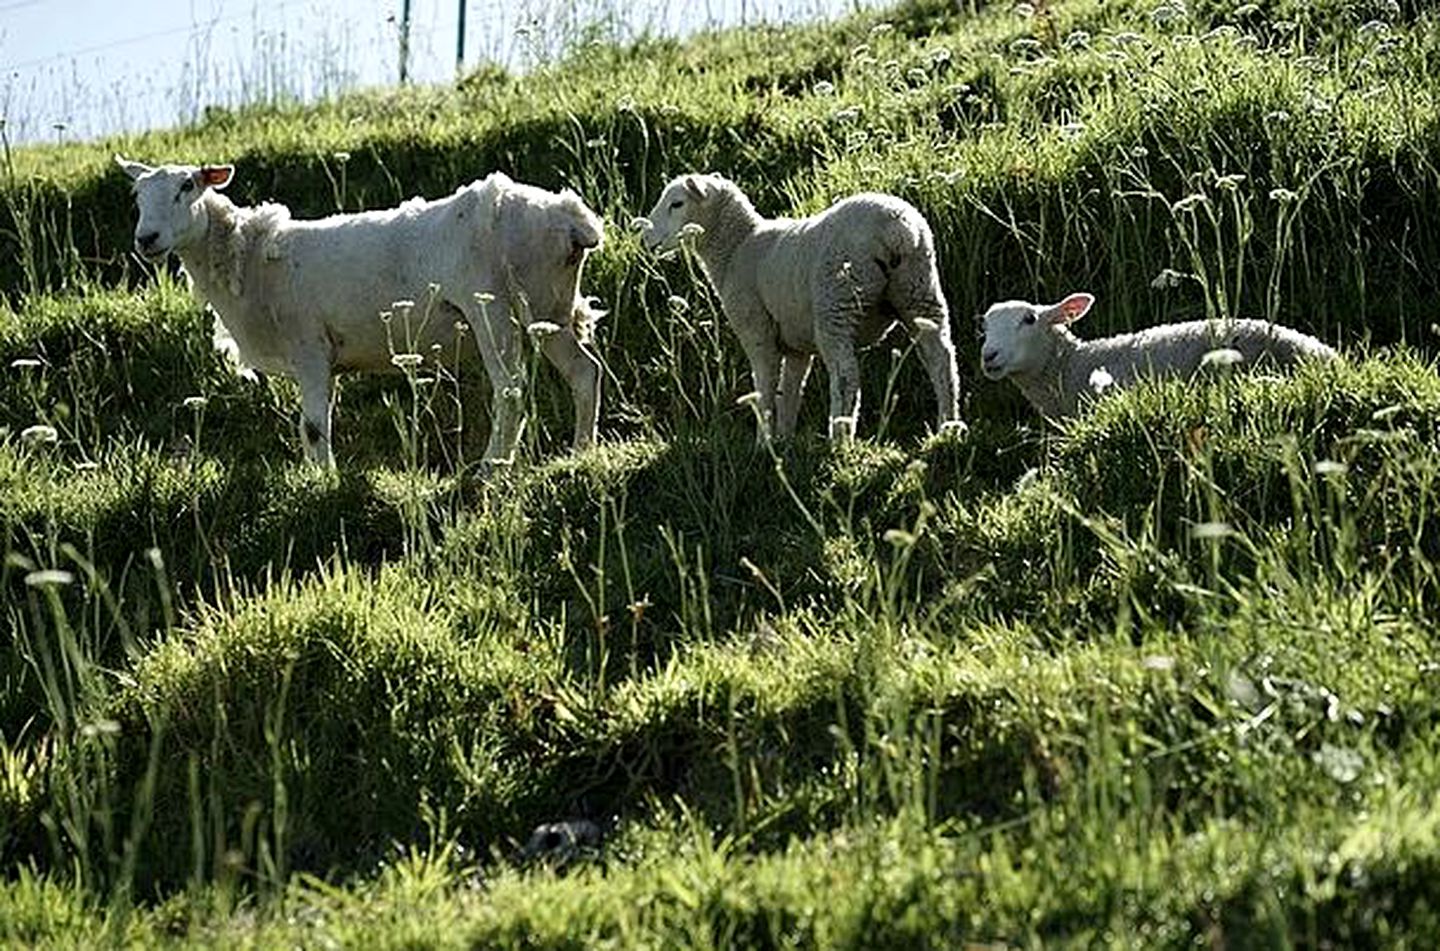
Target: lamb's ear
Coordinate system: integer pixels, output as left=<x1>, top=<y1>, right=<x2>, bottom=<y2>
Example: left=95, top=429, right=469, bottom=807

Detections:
left=682, top=174, right=709, bottom=200
left=115, top=155, right=151, bottom=181
left=564, top=205, right=604, bottom=265
left=1045, top=292, right=1095, bottom=325
left=197, top=164, right=234, bottom=190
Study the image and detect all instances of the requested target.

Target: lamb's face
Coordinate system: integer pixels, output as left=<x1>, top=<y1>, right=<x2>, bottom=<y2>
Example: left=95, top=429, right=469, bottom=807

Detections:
left=980, top=293, right=1094, bottom=380
left=115, top=157, right=233, bottom=260
left=640, top=175, right=713, bottom=253
left=979, top=300, right=1052, bottom=380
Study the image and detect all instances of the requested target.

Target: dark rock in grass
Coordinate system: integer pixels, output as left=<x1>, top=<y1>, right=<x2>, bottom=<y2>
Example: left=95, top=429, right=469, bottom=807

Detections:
left=519, top=819, right=604, bottom=868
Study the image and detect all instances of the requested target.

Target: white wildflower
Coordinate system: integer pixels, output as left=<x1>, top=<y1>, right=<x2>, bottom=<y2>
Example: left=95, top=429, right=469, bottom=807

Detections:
left=25, top=568, right=74, bottom=587
left=1150, top=268, right=1188, bottom=290
left=1201, top=347, right=1244, bottom=368
left=1171, top=193, right=1209, bottom=214
left=526, top=321, right=562, bottom=339
left=883, top=529, right=917, bottom=547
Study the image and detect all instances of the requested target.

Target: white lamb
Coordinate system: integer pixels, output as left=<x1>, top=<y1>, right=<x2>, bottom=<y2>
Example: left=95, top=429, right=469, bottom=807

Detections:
left=640, top=173, right=962, bottom=441
left=115, top=156, right=606, bottom=467
left=980, top=292, right=1338, bottom=419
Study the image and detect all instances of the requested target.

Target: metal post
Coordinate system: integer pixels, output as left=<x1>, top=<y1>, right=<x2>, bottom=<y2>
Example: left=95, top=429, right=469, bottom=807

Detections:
left=456, top=0, right=466, bottom=74
left=399, top=0, right=412, bottom=84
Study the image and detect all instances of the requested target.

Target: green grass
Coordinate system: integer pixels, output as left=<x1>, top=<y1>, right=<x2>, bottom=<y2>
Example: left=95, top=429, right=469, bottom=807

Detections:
left=4, top=0, right=1440, bottom=946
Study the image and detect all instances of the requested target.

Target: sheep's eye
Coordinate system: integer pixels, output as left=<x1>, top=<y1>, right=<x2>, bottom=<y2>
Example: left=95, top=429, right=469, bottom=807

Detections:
left=668, top=199, right=684, bottom=211
left=1021, top=313, right=1037, bottom=326
left=179, top=179, right=194, bottom=194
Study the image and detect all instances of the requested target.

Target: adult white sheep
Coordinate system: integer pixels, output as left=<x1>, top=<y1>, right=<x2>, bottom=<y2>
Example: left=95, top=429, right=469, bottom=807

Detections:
left=979, top=292, right=1338, bottom=420
left=640, top=173, right=962, bottom=441
left=115, top=156, right=605, bottom=467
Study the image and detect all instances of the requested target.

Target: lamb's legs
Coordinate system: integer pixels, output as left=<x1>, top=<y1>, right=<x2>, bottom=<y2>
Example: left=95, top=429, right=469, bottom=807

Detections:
left=817, top=332, right=862, bottom=441
left=293, top=349, right=335, bottom=467
left=775, top=352, right=813, bottom=440
left=731, top=315, right=781, bottom=446
left=468, top=296, right=526, bottom=466
left=911, top=321, right=961, bottom=430
left=816, top=258, right=883, bottom=441
left=538, top=325, right=602, bottom=452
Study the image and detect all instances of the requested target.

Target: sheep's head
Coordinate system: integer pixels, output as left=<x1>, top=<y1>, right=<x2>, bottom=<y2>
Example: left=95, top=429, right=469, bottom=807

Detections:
left=496, top=180, right=605, bottom=321
left=639, top=174, right=722, bottom=253
left=979, top=292, right=1094, bottom=380
left=115, top=156, right=234, bottom=260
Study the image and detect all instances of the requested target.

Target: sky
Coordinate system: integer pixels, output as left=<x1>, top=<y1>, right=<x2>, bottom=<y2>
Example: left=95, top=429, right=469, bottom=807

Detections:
left=0, top=0, right=861, bottom=145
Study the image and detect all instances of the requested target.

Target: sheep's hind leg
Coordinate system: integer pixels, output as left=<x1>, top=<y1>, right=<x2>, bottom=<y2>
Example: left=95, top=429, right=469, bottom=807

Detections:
left=293, top=349, right=336, bottom=467
left=889, top=256, right=963, bottom=433
left=815, top=261, right=882, bottom=441
left=818, top=334, right=861, bottom=441
left=911, top=319, right=962, bottom=432
left=538, top=325, right=601, bottom=452
left=776, top=352, right=813, bottom=440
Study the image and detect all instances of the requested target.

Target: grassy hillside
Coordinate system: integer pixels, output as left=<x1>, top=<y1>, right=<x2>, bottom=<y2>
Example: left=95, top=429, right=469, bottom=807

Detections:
left=4, top=0, right=1440, bottom=946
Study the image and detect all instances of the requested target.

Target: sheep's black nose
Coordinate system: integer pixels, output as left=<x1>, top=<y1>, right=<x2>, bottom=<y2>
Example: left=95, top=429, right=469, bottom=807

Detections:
left=136, top=231, right=160, bottom=251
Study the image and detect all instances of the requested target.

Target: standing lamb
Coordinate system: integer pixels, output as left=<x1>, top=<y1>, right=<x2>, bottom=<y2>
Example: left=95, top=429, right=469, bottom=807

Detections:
left=116, top=156, right=606, bottom=467
left=640, top=173, right=962, bottom=441
left=979, top=292, right=1337, bottom=420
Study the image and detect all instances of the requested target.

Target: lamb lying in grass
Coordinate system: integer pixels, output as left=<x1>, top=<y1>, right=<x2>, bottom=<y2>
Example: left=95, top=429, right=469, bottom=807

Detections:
left=979, top=292, right=1338, bottom=419
left=640, top=173, right=962, bottom=441
left=116, top=156, right=605, bottom=467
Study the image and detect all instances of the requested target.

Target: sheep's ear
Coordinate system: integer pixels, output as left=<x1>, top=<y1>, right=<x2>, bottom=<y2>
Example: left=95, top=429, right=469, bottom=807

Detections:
left=570, top=218, right=602, bottom=251
left=198, top=164, right=234, bottom=190
left=1046, top=292, right=1094, bottom=325
left=682, top=175, right=709, bottom=200
left=115, top=155, right=151, bottom=181
left=565, top=213, right=603, bottom=265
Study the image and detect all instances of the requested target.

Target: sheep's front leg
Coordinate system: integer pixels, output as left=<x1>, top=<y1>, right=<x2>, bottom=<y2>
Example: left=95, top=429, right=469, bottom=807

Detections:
left=538, top=325, right=602, bottom=452
left=733, top=325, right=781, bottom=446
left=775, top=352, right=813, bottom=440
left=468, top=295, right=526, bottom=467
left=293, top=349, right=336, bottom=467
